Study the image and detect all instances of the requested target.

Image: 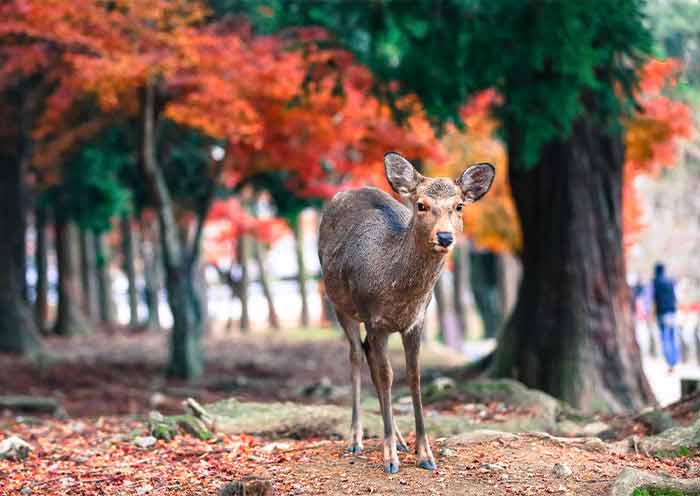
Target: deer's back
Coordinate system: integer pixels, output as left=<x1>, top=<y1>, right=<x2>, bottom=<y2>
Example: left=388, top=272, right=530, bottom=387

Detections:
left=318, top=187, right=414, bottom=323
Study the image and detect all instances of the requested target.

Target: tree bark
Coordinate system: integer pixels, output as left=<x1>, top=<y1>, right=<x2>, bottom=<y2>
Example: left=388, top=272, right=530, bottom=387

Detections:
left=292, top=215, right=310, bottom=328
left=452, top=241, right=468, bottom=340
left=121, top=215, right=139, bottom=327
left=0, top=156, right=41, bottom=353
left=491, top=118, right=653, bottom=412
left=94, top=232, right=115, bottom=325
left=34, top=205, right=49, bottom=333
left=54, top=219, right=91, bottom=337
left=140, top=79, right=202, bottom=379
left=237, top=235, right=250, bottom=332
left=252, top=240, right=279, bottom=330
left=79, top=229, right=99, bottom=320
left=140, top=217, right=161, bottom=330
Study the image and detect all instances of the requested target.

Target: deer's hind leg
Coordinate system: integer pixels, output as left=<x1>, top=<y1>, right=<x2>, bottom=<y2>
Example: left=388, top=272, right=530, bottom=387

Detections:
left=337, top=312, right=364, bottom=454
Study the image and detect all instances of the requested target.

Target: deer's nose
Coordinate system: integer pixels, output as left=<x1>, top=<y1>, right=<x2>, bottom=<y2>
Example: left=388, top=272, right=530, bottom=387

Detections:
left=436, top=232, right=453, bottom=247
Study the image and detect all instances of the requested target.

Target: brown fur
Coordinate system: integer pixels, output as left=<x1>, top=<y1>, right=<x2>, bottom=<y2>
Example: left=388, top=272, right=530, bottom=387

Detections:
left=318, top=152, right=494, bottom=473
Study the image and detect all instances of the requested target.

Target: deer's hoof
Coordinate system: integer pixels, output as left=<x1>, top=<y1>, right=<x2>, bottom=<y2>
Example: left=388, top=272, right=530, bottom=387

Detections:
left=346, top=443, right=363, bottom=455
left=417, top=459, right=437, bottom=471
left=396, top=440, right=409, bottom=453
left=384, top=460, right=400, bottom=474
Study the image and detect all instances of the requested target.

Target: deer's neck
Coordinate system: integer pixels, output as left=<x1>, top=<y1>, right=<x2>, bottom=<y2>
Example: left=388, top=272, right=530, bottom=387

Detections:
left=390, top=218, right=446, bottom=295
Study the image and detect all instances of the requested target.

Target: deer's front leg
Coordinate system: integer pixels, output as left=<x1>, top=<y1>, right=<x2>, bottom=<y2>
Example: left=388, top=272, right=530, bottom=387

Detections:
left=364, top=332, right=399, bottom=473
left=402, top=326, right=436, bottom=470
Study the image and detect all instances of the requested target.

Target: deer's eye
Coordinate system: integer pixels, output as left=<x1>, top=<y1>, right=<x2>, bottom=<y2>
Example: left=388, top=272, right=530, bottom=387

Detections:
left=455, top=203, right=464, bottom=213
left=416, top=202, right=428, bottom=212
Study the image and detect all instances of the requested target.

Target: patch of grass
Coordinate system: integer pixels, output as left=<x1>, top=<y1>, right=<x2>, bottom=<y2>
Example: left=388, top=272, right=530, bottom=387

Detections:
left=633, top=489, right=696, bottom=496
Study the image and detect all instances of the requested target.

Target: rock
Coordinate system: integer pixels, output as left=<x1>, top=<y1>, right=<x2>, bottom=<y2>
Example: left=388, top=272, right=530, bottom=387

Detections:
left=441, top=430, right=519, bottom=447
left=176, top=415, right=215, bottom=441
left=136, top=484, right=153, bottom=495
left=219, top=476, right=273, bottom=496
left=635, top=418, right=700, bottom=457
left=637, top=409, right=674, bottom=435
left=481, top=462, right=506, bottom=471
left=134, top=436, right=157, bottom=448
left=0, top=436, right=33, bottom=460
left=20, top=487, right=32, bottom=495
left=609, top=467, right=700, bottom=496
left=149, top=393, right=166, bottom=409
left=438, top=447, right=456, bottom=457
left=552, top=462, right=573, bottom=478
left=149, top=411, right=165, bottom=423
left=582, top=421, right=611, bottom=437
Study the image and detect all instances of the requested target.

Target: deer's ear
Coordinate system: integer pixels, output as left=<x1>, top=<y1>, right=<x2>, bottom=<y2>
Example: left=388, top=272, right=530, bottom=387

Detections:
left=456, top=163, right=495, bottom=202
left=384, top=152, right=422, bottom=197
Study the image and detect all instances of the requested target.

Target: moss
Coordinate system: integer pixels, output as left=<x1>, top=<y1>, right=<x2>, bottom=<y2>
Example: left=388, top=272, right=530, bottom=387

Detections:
left=632, top=489, right=697, bottom=496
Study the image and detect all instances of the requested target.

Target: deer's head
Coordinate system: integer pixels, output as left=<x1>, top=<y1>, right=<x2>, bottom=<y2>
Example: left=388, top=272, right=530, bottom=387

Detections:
left=384, top=152, right=495, bottom=254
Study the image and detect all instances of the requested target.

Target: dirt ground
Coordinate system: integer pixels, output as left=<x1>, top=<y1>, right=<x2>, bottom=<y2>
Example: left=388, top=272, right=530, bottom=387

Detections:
left=1, top=416, right=695, bottom=496
left=1, top=330, right=698, bottom=495
left=0, top=328, right=466, bottom=418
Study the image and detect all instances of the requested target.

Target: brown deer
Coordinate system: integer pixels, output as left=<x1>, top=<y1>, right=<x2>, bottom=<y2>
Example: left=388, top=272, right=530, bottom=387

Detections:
left=318, top=152, right=495, bottom=473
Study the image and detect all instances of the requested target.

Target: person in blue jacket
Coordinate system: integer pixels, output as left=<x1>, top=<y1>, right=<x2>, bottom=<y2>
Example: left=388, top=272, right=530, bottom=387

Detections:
left=652, top=262, right=678, bottom=372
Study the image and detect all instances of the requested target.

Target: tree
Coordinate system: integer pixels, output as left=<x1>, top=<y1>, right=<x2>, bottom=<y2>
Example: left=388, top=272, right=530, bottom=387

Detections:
left=252, top=0, right=677, bottom=411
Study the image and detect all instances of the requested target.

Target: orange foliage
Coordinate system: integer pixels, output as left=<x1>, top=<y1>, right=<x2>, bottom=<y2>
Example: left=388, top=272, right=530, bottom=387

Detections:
left=427, top=90, right=521, bottom=253
left=623, top=59, right=693, bottom=247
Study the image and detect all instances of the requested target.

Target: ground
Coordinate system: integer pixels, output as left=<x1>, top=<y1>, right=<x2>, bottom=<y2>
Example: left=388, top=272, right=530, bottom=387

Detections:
left=1, top=329, right=699, bottom=495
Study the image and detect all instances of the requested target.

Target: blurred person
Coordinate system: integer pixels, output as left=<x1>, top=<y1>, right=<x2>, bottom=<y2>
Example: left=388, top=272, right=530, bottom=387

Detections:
left=631, top=274, right=655, bottom=355
left=652, top=262, right=678, bottom=373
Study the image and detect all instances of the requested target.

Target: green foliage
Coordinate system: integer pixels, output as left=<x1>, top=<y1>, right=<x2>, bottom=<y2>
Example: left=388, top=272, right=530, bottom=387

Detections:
left=45, top=127, right=132, bottom=232
left=220, top=0, right=652, bottom=168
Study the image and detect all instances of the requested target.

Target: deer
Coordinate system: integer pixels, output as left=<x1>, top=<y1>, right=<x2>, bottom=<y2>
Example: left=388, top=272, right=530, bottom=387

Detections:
left=318, top=152, right=495, bottom=474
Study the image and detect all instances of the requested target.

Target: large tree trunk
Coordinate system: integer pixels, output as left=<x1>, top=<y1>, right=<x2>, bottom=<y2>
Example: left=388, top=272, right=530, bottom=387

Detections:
left=0, top=157, right=41, bottom=353
left=292, top=216, right=310, bottom=328
left=34, top=205, right=49, bottom=333
left=252, top=240, right=279, bottom=330
left=237, top=235, right=250, bottom=332
left=94, top=232, right=115, bottom=325
left=121, top=215, right=139, bottom=327
left=491, top=119, right=653, bottom=412
left=79, top=229, right=99, bottom=320
left=140, top=80, right=202, bottom=379
left=54, top=219, right=91, bottom=337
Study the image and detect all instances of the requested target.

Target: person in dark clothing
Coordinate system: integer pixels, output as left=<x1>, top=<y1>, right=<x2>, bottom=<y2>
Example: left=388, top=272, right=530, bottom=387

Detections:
left=652, top=263, right=678, bottom=371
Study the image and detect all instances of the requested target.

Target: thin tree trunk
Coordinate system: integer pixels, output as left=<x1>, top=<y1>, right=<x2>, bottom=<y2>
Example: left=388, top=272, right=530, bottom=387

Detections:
left=140, top=79, right=202, bottom=379
left=121, top=215, right=139, bottom=327
left=491, top=118, right=653, bottom=411
left=252, top=240, right=279, bottom=330
left=0, top=155, right=41, bottom=353
left=433, top=273, right=449, bottom=343
left=140, top=217, right=161, bottom=330
left=452, top=241, right=468, bottom=339
left=54, top=219, right=91, bottom=337
left=470, top=251, right=503, bottom=339
left=79, top=229, right=99, bottom=320
left=237, top=235, right=250, bottom=332
left=34, top=205, right=49, bottom=333
left=293, top=215, right=310, bottom=328
left=94, top=232, right=115, bottom=325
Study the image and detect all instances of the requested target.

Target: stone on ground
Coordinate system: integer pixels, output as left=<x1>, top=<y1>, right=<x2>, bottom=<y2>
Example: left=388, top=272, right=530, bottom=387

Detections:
left=0, top=435, right=33, bottom=460
left=609, top=467, right=700, bottom=496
